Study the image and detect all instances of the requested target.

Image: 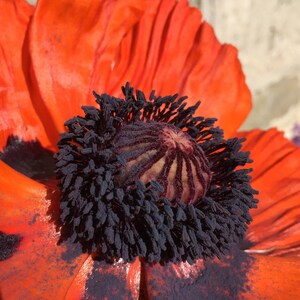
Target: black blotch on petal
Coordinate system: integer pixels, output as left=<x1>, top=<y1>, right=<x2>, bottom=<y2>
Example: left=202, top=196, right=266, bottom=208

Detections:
left=0, top=231, right=22, bottom=261
left=149, top=246, right=254, bottom=300
left=194, top=247, right=254, bottom=299
left=84, top=261, right=131, bottom=300
left=28, top=213, right=41, bottom=225
left=0, top=136, right=55, bottom=182
left=60, top=238, right=85, bottom=263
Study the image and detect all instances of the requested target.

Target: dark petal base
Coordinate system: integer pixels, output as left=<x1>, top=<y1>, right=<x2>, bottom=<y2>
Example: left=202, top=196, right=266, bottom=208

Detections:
left=143, top=246, right=254, bottom=300
left=84, top=260, right=133, bottom=299
left=0, top=136, right=55, bottom=182
left=55, top=83, right=258, bottom=264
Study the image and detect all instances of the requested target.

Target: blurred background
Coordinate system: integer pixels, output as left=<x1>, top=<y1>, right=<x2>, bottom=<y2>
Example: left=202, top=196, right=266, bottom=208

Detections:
left=191, top=0, right=300, bottom=139
left=27, top=0, right=300, bottom=139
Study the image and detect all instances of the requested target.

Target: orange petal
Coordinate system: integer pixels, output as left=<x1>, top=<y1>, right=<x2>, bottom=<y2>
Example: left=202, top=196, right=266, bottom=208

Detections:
left=242, top=254, right=300, bottom=299
left=238, top=129, right=300, bottom=256
left=0, top=161, right=142, bottom=298
left=106, top=0, right=201, bottom=96
left=0, top=0, right=52, bottom=151
left=0, top=162, right=88, bottom=298
left=0, top=161, right=46, bottom=234
left=181, top=22, right=251, bottom=138
left=29, top=0, right=250, bottom=144
left=106, top=0, right=251, bottom=137
left=29, top=0, right=147, bottom=145
left=105, top=0, right=163, bottom=94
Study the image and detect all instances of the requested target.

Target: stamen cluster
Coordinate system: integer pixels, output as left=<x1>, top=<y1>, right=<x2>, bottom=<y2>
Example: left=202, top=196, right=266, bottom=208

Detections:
left=55, top=83, right=257, bottom=264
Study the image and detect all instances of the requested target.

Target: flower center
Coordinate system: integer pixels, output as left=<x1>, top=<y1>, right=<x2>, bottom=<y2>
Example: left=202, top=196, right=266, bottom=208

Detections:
left=55, top=83, right=258, bottom=264
left=114, top=121, right=211, bottom=204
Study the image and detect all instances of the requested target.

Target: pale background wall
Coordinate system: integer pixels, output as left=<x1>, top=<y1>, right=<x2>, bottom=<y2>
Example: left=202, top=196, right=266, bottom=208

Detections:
left=191, top=0, right=300, bottom=138
left=26, top=0, right=300, bottom=138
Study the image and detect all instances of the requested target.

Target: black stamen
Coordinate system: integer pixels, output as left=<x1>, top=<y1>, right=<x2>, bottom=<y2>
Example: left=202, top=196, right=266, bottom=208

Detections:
left=55, top=83, right=258, bottom=264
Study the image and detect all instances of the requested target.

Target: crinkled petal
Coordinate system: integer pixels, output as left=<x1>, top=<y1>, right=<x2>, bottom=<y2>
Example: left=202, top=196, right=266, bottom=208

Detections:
left=0, top=162, right=87, bottom=298
left=241, top=254, right=300, bottom=299
left=238, top=129, right=300, bottom=256
left=29, top=0, right=250, bottom=144
left=106, top=0, right=199, bottom=96
left=29, top=0, right=147, bottom=145
left=106, top=0, right=251, bottom=137
left=0, top=0, right=52, bottom=151
left=181, top=21, right=251, bottom=138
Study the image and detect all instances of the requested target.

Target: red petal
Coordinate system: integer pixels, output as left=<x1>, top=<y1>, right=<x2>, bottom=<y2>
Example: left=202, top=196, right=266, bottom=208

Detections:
left=181, top=22, right=251, bottom=138
left=29, top=0, right=147, bottom=145
left=0, top=162, right=88, bottom=298
left=64, top=256, right=94, bottom=300
left=106, top=0, right=251, bottom=137
left=0, top=162, right=141, bottom=298
left=238, top=129, right=300, bottom=256
left=29, top=0, right=250, bottom=144
left=241, top=254, right=300, bottom=299
left=0, top=0, right=52, bottom=150
left=112, top=0, right=202, bottom=96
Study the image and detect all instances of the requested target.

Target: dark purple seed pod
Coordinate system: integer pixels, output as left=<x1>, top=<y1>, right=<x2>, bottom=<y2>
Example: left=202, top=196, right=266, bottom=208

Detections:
left=113, top=121, right=211, bottom=205
left=55, top=83, right=258, bottom=264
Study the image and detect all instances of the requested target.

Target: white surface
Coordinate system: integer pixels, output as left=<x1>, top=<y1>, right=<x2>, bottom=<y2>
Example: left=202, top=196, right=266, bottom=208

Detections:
left=196, top=0, right=300, bottom=137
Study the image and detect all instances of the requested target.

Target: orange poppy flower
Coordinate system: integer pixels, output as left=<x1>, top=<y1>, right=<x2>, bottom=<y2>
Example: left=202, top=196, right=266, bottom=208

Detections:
left=0, top=0, right=300, bottom=299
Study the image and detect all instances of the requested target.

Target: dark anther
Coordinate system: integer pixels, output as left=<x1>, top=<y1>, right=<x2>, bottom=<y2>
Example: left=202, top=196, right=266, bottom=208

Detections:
left=55, top=82, right=258, bottom=264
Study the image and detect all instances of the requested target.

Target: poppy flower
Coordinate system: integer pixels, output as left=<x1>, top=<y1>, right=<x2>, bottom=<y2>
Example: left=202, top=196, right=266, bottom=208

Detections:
left=1, top=0, right=300, bottom=299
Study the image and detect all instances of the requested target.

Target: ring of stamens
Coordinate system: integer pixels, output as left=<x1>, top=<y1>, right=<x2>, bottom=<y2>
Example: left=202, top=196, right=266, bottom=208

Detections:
left=55, top=83, right=258, bottom=264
